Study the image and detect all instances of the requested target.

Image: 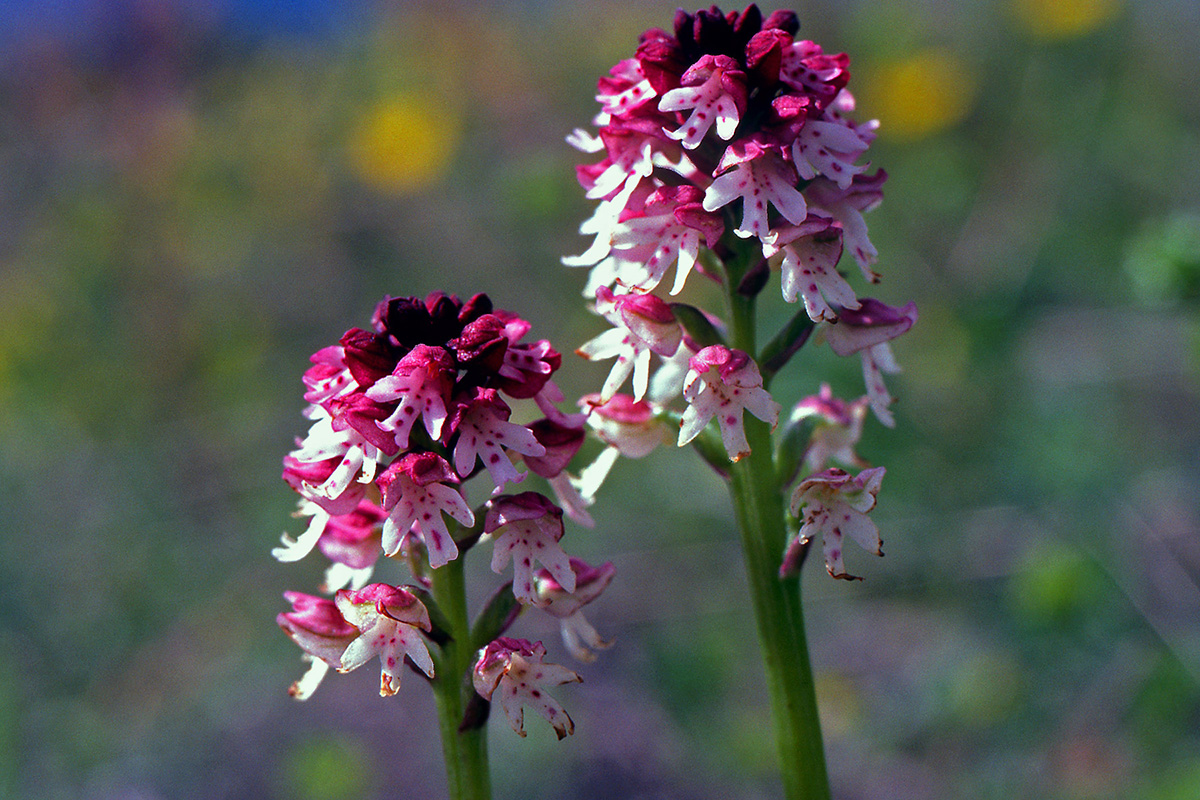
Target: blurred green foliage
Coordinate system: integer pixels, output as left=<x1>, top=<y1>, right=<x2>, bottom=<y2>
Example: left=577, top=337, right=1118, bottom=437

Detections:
left=1, top=1, right=1198, bottom=799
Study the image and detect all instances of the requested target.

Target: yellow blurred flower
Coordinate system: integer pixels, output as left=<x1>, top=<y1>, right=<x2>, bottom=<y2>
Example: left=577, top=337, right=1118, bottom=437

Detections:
left=347, top=94, right=461, bottom=194
left=1010, top=0, right=1122, bottom=40
left=862, top=49, right=975, bottom=143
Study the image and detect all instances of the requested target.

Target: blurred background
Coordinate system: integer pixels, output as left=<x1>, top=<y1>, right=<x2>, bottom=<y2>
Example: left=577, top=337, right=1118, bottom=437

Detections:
left=2, top=0, right=1198, bottom=798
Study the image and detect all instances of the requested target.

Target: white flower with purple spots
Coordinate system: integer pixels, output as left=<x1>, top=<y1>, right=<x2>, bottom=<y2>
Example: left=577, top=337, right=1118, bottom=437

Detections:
left=679, top=345, right=781, bottom=461
left=486, top=492, right=576, bottom=604
left=576, top=287, right=682, bottom=403
left=763, top=215, right=859, bottom=321
left=376, top=452, right=475, bottom=567
left=659, top=54, right=747, bottom=149
left=335, top=584, right=435, bottom=697
left=702, top=144, right=808, bottom=240
left=446, top=387, right=546, bottom=490
left=367, top=344, right=455, bottom=451
left=823, top=299, right=918, bottom=427
left=473, top=638, right=581, bottom=739
left=783, top=466, right=885, bottom=580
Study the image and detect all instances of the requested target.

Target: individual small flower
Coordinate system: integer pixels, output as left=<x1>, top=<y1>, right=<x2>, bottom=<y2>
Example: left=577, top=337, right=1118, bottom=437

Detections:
left=366, top=344, right=456, bottom=450
left=582, top=123, right=666, bottom=200
left=792, top=384, right=869, bottom=472
left=285, top=408, right=386, bottom=510
left=823, top=299, right=918, bottom=427
left=679, top=345, right=781, bottom=461
left=658, top=54, right=748, bottom=149
left=447, top=313, right=510, bottom=373
left=301, top=344, right=355, bottom=410
left=763, top=216, right=858, bottom=321
left=783, top=466, right=885, bottom=580
left=278, top=591, right=360, bottom=670
left=596, top=57, right=657, bottom=117
left=376, top=452, right=475, bottom=567
left=791, top=111, right=871, bottom=190
left=806, top=170, right=887, bottom=278
left=473, top=638, right=582, bottom=739
left=582, top=392, right=669, bottom=459
left=486, top=492, right=576, bottom=603
left=607, top=186, right=725, bottom=296
left=272, top=499, right=384, bottom=573
left=702, top=143, right=808, bottom=240
left=566, top=393, right=670, bottom=507
left=445, top=387, right=546, bottom=489
left=277, top=591, right=360, bottom=700
left=335, top=583, right=435, bottom=697
left=778, top=38, right=850, bottom=111
left=281, top=453, right=366, bottom=516
left=524, top=418, right=596, bottom=527
left=577, top=287, right=683, bottom=403
left=495, top=315, right=563, bottom=401
left=533, top=558, right=617, bottom=662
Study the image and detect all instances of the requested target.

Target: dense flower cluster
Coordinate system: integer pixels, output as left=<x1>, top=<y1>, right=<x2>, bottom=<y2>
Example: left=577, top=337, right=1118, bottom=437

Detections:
left=274, top=292, right=612, bottom=735
left=567, top=4, right=916, bottom=579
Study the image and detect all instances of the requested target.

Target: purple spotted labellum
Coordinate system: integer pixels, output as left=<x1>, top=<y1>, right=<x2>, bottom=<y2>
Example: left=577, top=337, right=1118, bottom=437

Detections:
left=823, top=299, right=918, bottom=427
left=335, top=583, right=435, bottom=697
left=679, top=345, right=781, bottom=461
left=783, top=466, right=885, bottom=580
left=377, top=452, right=475, bottom=568
left=473, top=638, right=582, bottom=740
left=486, top=492, right=576, bottom=604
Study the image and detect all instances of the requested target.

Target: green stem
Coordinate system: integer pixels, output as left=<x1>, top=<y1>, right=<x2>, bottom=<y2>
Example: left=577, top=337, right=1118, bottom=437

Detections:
left=430, top=557, right=492, bottom=800
left=720, top=242, right=832, bottom=800
left=729, top=425, right=831, bottom=800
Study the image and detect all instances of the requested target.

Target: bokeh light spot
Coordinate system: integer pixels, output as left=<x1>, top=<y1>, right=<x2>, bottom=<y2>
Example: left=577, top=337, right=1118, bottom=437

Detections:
left=862, top=49, right=976, bottom=142
left=347, top=94, right=460, bottom=194
left=1011, top=0, right=1122, bottom=40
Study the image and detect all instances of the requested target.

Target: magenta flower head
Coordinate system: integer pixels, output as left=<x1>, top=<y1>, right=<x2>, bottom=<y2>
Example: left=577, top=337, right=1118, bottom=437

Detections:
left=275, top=290, right=612, bottom=737
left=566, top=3, right=882, bottom=310
left=565, top=4, right=914, bottom=489
left=473, top=638, right=582, bottom=740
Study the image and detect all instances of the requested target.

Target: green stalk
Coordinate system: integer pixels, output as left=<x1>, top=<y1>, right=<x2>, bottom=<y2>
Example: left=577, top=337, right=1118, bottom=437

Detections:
left=429, top=557, right=492, bottom=800
left=721, top=247, right=832, bottom=800
left=728, top=424, right=831, bottom=800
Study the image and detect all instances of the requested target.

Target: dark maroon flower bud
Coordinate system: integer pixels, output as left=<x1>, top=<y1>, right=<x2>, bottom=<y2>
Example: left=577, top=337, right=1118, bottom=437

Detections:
left=424, top=291, right=467, bottom=344
left=339, top=328, right=398, bottom=388
left=762, top=9, right=800, bottom=35
left=373, top=296, right=431, bottom=347
left=457, top=292, right=494, bottom=326
left=745, top=27, right=793, bottom=86
left=637, top=33, right=688, bottom=95
left=449, top=313, right=510, bottom=372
